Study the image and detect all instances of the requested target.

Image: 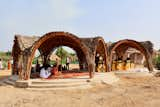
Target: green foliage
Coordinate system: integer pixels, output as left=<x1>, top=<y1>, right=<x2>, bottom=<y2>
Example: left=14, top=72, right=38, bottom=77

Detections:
left=70, top=53, right=76, bottom=56
left=32, top=47, right=79, bottom=65
left=32, top=56, right=43, bottom=65
left=0, top=51, right=11, bottom=61
left=0, top=51, right=12, bottom=69
left=55, top=47, right=69, bottom=64
left=154, top=55, right=160, bottom=70
left=32, top=57, right=39, bottom=64
left=56, top=47, right=69, bottom=59
left=55, top=47, right=79, bottom=64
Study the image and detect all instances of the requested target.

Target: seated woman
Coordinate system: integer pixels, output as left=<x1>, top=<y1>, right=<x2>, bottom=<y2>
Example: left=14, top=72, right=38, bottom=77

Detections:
left=40, top=66, right=51, bottom=79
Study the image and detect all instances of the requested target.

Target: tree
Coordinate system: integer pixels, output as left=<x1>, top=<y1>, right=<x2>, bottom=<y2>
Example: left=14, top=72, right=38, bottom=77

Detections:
left=69, top=53, right=78, bottom=64
left=6, top=51, right=11, bottom=56
left=55, top=47, right=69, bottom=64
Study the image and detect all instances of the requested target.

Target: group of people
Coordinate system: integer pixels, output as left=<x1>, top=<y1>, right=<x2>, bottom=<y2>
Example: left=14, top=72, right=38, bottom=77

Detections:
left=34, top=57, right=71, bottom=79
left=39, top=63, right=59, bottom=79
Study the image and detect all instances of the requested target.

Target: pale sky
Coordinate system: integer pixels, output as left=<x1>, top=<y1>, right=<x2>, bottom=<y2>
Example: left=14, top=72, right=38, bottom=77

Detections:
left=0, top=0, right=160, bottom=51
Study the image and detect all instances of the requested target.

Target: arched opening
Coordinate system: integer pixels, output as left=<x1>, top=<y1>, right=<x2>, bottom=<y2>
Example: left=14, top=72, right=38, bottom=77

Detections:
left=94, top=38, right=108, bottom=72
left=26, top=32, right=91, bottom=80
left=122, top=48, right=148, bottom=71
left=129, top=50, right=146, bottom=69
left=30, top=46, right=88, bottom=79
left=48, top=46, right=82, bottom=71
left=109, top=39, right=153, bottom=72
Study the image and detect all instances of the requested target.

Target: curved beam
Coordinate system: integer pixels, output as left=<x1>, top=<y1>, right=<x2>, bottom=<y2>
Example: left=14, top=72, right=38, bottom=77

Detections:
left=94, top=37, right=108, bottom=72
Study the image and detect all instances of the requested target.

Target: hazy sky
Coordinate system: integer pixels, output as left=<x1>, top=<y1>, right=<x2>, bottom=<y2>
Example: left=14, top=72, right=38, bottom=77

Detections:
left=0, top=0, right=160, bottom=51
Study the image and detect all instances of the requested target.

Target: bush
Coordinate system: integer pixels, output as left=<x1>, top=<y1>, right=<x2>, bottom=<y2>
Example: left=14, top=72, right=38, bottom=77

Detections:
left=154, top=56, right=160, bottom=70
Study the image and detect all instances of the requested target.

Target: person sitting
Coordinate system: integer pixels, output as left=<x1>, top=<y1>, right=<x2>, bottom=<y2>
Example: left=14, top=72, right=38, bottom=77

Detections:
left=51, top=64, right=59, bottom=75
left=40, top=66, right=51, bottom=79
left=58, top=64, right=62, bottom=71
left=35, top=60, right=40, bottom=73
left=62, top=65, right=66, bottom=71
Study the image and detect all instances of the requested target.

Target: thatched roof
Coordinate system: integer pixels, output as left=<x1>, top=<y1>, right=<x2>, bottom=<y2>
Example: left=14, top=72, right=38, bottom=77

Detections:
left=80, top=37, right=97, bottom=53
left=14, top=35, right=40, bottom=51
left=13, top=35, right=105, bottom=55
left=81, top=36, right=106, bottom=54
left=140, top=41, right=153, bottom=54
left=13, top=35, right=154, bottom=55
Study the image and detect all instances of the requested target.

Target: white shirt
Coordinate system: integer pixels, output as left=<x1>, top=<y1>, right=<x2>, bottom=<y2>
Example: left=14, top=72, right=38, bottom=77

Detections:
left=66, top=57, right=70, bottom=63
left=0, top=61, right=3, bottom=69
left=40, top=68, right=51, bottom=78
left=11, top=60, right=13, bottom=64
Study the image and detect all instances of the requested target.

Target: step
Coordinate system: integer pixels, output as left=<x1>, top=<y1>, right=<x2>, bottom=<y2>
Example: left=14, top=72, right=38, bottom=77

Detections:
left=27, top=84, right=92, bottom=91
left=8, top=75, right=18, bottom=82
left=8, top=78, right=17, bottom=83
left=29, top=82, right=90, bottom=88
left=4, top=80, right=15, bottom=86
left=31, top=79, right=90, bottom=84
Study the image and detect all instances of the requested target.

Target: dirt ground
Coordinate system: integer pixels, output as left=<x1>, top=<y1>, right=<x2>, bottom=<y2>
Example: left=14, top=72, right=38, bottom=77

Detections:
left=1, top=70, right=160, bottom=107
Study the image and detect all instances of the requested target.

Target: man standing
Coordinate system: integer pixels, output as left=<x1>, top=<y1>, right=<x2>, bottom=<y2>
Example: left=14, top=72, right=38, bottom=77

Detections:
left=66, top=57, right=70, bottom=70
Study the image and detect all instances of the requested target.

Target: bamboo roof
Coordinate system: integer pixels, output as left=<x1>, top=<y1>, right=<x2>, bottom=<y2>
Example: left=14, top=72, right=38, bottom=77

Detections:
left=13, top=35, right=105, bottom=55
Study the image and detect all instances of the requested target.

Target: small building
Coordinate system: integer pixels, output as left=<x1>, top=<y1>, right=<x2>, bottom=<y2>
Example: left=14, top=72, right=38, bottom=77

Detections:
left=12, top=32, right=108, bottom=80
left=12, top=31, right=154, bottom=80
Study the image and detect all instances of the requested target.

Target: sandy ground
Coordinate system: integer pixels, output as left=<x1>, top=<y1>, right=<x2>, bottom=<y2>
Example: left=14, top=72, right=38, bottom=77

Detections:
left=1, top=70, right=160, bottom=107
